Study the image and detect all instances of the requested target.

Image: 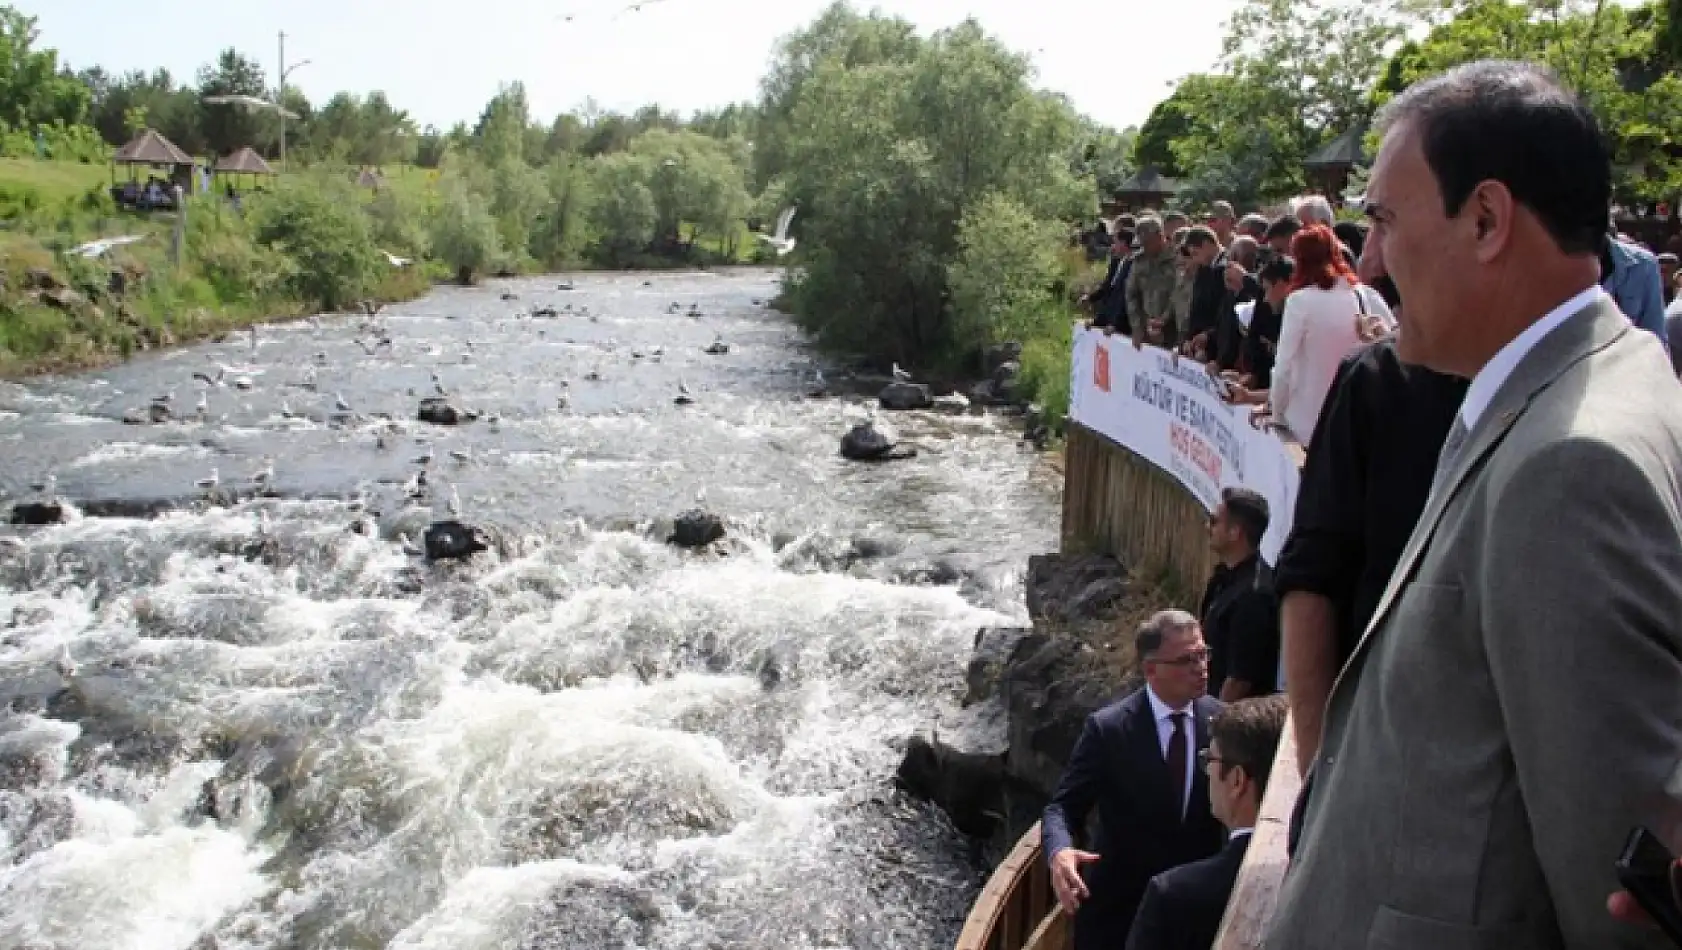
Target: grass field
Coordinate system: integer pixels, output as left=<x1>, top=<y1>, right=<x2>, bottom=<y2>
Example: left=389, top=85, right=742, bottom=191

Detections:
left=0, top=157, right=111, bottom=205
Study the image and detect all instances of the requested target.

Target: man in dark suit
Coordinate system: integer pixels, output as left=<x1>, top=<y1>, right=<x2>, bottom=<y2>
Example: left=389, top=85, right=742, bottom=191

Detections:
left=1043, top=610, right=1226, bottom=949
left=1125, top=695, right=1290, bottom=950
left=1085, top=231, right=1135, bottom=334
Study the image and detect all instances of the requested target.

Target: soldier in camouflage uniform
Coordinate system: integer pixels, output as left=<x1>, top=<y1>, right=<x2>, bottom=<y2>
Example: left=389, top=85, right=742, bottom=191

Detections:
left=1126, top=216, right=1181, bottom=348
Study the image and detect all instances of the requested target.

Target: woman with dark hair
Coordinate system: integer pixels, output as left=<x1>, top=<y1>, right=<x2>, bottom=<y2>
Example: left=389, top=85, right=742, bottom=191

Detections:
left=1264, top=225, right=1393, bottom=444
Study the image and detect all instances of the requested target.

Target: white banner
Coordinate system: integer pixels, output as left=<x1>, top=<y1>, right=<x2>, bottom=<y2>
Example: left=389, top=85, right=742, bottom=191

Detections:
left=1069, top=325, right=1301, bottom=565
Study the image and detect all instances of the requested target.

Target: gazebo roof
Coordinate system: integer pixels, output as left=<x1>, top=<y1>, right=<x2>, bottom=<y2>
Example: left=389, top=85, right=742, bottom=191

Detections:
left=1116, top=165, right=1181, bottom=195
left=1305, top=124, right=1368, bottom=170
left=215, top=147, right=275, bottom=175
left=113, top=129, right=194, bottom=167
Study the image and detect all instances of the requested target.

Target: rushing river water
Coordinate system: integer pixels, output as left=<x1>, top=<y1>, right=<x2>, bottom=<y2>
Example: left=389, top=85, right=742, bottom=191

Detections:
left=0, top=269, right=1059, bottom=950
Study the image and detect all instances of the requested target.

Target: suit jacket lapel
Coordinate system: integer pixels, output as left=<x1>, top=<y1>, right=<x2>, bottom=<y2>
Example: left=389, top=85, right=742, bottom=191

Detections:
left=1332, top=296, right=1632, bottom=692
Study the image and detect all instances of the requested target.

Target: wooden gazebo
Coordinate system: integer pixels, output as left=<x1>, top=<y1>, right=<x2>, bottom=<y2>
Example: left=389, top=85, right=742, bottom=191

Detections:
left=1304, top=124, right=1368, bottom=202
left=214, top=147, right=274, bottom=176
left=1108, top=166, right=1181, bottom=215
left=110, top=128, right=196, bottom=209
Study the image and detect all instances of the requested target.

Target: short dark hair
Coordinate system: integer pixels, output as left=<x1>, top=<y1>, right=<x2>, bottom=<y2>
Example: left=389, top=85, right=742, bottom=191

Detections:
left=1182, top=225, right=1219, bottom=248
left=1237, top=213, right=1271, bottom=238
left=1135, top=609, right=1199, bottom=666
left=1332, top=220, right=1366, bottom=259
left=1220, top=487, right=1270, bottom=549
left=1209, top=695, right=1289, bottom=796
left=1163, top=211, right=1190, bottom=227
left=1264, top=215, right=1302, bottom=242
left=1374, top=60, right=1609, bottom=256
left=1258, top=255, right=1295, bottom=286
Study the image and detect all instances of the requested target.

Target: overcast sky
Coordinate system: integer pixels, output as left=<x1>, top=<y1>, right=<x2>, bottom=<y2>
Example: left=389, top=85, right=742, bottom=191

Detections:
left=30, top=0, right=1243, bottom=132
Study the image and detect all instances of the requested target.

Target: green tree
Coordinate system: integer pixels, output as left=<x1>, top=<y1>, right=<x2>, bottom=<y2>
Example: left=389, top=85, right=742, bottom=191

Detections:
left=430, top=175, right=506, bottom=283
left=586, top=152, right=657, bottom=263
left=249, top=176, right=382, bottom=311
left=0, top=7, right=89, bottom=130
left=627, top=128, right=751, bottom=245
left=197, top=48, right=270, bottom=156
left=776, top=12, right=1093, bottom=366
left=475, top=82, right=530, bottom=166
left=946, top=191, right=1068, bottom=364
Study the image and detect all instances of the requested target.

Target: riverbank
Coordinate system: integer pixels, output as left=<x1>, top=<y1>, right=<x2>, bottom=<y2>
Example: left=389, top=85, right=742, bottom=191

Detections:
left=897, top=552, right=1182, bottom=863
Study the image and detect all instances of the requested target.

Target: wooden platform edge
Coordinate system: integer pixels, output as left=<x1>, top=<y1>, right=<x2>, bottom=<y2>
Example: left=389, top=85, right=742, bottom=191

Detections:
left=954, top=821, right=1052, bottom=950
left=1212, top=716, right=1303, bottom=950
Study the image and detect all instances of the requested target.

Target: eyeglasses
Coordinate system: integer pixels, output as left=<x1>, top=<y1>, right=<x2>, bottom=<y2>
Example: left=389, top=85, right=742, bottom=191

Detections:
left=1152, top=647, right=1211, bottom=667
left=1197, top=749, right=1226, bottom=768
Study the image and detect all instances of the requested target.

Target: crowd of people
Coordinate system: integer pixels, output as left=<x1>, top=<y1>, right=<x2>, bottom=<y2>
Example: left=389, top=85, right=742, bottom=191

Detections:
left=1048, top=59, right=1682, bottom=950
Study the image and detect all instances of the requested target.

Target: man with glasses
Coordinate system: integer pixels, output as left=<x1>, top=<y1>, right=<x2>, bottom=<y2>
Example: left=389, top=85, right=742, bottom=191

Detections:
left=1126, top=696, right=1289, bottom=950
left=1043, top=610, right=1226, bottom=950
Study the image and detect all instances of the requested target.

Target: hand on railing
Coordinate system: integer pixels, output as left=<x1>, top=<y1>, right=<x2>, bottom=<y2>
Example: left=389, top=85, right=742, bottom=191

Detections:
left=1050, top=848, right=1101, bottom=915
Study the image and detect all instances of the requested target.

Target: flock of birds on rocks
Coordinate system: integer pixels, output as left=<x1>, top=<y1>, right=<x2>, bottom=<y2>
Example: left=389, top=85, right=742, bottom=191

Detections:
left=16, top=283, right=886, bottom=530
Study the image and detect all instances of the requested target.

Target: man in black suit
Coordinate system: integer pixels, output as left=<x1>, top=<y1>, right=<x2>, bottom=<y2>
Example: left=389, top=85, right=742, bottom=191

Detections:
left=1084, top=231, right=1135, bottom=334
left=1125, top=695, right=1290, bottom=950
left=1043, top=610, right=1226, bottom=949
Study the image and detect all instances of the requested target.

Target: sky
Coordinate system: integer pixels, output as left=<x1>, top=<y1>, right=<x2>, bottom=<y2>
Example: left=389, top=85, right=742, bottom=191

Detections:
left=27, top=0, right=1243, bottom=133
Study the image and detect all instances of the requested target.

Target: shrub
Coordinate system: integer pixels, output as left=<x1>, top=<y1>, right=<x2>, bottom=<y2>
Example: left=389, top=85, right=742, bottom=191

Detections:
left=249, top=177, right=382, bottom=310
left=428, top=176, right=505, bottom=283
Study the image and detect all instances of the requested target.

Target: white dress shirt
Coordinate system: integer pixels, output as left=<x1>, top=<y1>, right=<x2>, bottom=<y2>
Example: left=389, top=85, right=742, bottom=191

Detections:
left=1230, top=827, right=1255, bottom=841
left=1269, top=282, right=1395, bottom=446
left=1458, top=285, right=1605, bottom=431
left=1145, top=684, right=1196, bottom=818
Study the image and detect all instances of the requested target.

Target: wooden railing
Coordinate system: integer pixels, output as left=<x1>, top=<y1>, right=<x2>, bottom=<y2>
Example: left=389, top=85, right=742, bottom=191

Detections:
left=953, top=822, right=1065, bottom=950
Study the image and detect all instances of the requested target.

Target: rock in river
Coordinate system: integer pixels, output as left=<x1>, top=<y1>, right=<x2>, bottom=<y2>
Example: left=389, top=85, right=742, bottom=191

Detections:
left=424, top=520, right=489, bottom=561
left=839, top=422, right=895, bottom=461
left=669, top=509, right=725, bottom=548
left=417, top=397, right=475, bottom=426
left=878, top=381, right=932, bottom=411
left=9, top=502, right=66, bottom=526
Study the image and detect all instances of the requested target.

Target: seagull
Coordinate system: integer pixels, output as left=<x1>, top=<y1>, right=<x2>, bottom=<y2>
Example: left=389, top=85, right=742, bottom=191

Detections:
left=251, top=459, right=274, bottom=487
left=195, top=467, right=220, bottom=492
left=379, top=250, right=411, bottom=268
left=280, top=400, right=294, bottom=419
left=196, top=391, right=209, bottom=417
left=675, top=378, right=695, bottom=406
left=449, top=448, right=471, bottom=464
left=414, top=446, right=435, bottom=466
left=335, top=392, right=352, bottom=413
left=892, top=362, right=913, bottom=382
left=447, top=485, right=462, bottom=517
left=152, top=390, right=174, bottom=405
left=755, top=205, right=799, bottom=256
left=54, top=644, right=76, bottom=678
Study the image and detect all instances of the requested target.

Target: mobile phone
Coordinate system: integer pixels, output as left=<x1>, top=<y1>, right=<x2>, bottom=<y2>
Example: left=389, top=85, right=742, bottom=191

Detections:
left=1616, top=826, right=1682, bottom=945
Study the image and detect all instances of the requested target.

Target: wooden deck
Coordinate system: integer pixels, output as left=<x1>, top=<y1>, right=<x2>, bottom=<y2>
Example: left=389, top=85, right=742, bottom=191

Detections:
left=954, top=821, right=1058, bottom=950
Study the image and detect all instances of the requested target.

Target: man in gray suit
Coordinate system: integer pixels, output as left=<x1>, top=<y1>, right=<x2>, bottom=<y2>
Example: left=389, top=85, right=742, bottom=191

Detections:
left=1266, top=60, right=1682, bottom=949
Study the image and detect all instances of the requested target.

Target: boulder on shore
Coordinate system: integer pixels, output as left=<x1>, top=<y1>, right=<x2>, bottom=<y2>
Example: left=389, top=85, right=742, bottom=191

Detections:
left=896, top=554, right=1141, bottom=857
left=878, top=381, right=933, bottom=411
left=669, top=509, right=725, bottom=548
left=424, top=520, right=489, bottom=561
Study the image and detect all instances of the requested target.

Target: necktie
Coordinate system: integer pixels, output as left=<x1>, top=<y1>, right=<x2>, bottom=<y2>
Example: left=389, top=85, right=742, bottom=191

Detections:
left=1166, top=711, right=1188, bottom=819
left=1431, top=414, right=1470, bottom=498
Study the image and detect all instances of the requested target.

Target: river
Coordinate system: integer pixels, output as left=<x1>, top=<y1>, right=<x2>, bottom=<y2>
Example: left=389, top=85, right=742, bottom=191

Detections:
left=0, top=269, right=1060, bottom=950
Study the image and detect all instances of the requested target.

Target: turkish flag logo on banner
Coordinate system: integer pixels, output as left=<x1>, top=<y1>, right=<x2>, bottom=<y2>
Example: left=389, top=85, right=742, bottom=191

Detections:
left=1094, top=342, right=1112, bottom=393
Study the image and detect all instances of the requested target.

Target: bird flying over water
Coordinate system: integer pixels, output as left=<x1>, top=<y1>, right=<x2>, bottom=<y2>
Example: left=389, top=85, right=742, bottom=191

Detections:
left=755, top=206, right=798, bottom=256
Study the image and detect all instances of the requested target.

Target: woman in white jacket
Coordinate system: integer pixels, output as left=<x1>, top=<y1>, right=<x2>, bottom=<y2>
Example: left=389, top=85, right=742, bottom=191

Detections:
left=1265, top=224, right=1393, bottom=445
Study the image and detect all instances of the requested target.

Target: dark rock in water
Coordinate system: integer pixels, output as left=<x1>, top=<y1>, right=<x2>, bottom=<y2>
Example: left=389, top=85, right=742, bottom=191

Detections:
left=968, top=379, right=1000, bottom=406
left=878, top=381, right=933, bottom=411
left=10, top=502, right=65, bottom=526
left=417, top=397, right=474, bottom=426
left=673, top=394, right=695, bottom=406
left=531, top=305, right=558, bottom=318
left=669, top=509, right=725, bottom=548
left=897, top=698, right=1010, bottom=838
left=517, top=879, right=662, bottom=950
left=1026, top=553, right=1128, bottom=624
left=703, top=340, right=729, bottom=355
left=500, top=292, right=519, bottom=301
left=839, top=421, right=895, bottom=460
left=424, top=520, right=489, bottom=561
left=123, top=402, right=172, bottom=426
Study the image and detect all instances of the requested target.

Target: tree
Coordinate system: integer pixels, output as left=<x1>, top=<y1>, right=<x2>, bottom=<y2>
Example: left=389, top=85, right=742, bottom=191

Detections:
left=0, top=7, right=89, bottom=130
left=475, top=82, right=530, bottom=166
left=586, top=152, right=657, bottom=262
left=627, top=128, right=751, bottom=244
left=776, top=12, right=1093, bottom=366
left=197, top=48, right=270, bottom=155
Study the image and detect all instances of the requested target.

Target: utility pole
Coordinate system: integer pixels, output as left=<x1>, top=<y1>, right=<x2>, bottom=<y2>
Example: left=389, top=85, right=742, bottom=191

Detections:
left=278, top=30, right=288, bottom=172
